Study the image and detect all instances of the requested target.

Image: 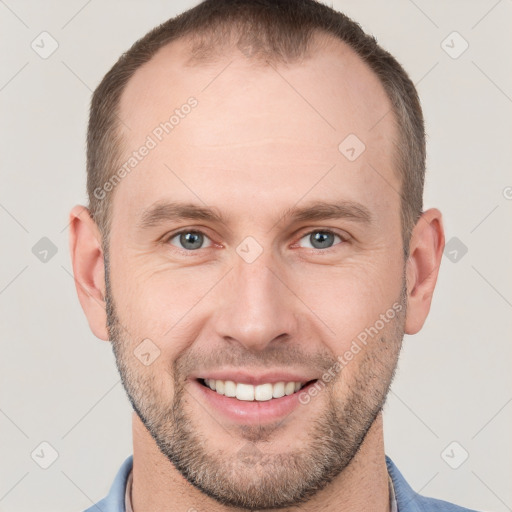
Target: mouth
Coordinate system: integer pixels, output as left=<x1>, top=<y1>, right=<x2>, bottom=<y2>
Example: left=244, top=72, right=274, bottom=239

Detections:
left=192, top=375, right=319, bottom=424
left=198, top=378, right=317, bottom=402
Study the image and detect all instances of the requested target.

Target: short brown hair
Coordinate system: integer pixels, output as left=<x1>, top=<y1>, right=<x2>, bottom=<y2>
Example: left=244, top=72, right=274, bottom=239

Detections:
left=87, top=0, right=425, bottom=250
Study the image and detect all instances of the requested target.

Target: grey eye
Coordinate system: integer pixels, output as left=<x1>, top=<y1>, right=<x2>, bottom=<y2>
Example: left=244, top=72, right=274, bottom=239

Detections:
left=169, top=231, right=211, bottom=250
left=299, top=230, right=341, bottom=250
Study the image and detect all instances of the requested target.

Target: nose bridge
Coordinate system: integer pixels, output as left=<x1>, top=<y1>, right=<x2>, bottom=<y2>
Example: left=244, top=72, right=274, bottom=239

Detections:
left=215, top=247, right=296, bottom=350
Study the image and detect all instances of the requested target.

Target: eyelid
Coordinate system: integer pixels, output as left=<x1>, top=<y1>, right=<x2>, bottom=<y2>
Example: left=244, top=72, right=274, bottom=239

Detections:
left=292, top=228, right=350, bottom=247
left=163, top=228, right=217, bottom=251
left=306, top=227, right=349, bottom=239
left=161, top=227, right=350, bottom=253
left=162, top=225, right=212, bottom=241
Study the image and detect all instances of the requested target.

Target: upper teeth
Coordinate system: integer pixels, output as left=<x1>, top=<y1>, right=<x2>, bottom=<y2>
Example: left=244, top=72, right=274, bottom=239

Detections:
left=204, top=379, right=305, bottom=401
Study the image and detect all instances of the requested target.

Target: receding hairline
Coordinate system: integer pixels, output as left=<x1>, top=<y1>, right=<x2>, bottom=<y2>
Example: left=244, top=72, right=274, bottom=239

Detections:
left=115, top=28, right=398, bottom=166
left=89, top=3, right=423, bottom=252
left=120, top=28, right=391, bottom=98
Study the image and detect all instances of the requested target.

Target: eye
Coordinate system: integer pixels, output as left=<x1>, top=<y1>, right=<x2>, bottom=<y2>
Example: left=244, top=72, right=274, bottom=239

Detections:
left=168, top=230, right=212, bottom=251
left=298, top=230, right=343, bottom=250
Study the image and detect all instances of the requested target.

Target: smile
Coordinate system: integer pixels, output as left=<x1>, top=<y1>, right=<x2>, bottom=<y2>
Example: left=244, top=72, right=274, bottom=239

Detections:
left=200, top=378, right=312, bottom=402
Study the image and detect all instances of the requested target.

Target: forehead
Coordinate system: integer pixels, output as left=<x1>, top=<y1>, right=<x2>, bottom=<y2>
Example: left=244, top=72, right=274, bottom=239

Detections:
left=113, top=34, right=398, bottom=225
left=119, top=34, right=394, bottom=142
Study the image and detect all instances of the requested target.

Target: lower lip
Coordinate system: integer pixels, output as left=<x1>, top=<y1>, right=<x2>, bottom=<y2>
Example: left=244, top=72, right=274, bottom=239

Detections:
left=192, top=379, right=317, bottom=424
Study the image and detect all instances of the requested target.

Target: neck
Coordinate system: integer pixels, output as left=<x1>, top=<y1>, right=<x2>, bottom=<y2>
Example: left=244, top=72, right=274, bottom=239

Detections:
left=131, top=411, right=390, bottom=512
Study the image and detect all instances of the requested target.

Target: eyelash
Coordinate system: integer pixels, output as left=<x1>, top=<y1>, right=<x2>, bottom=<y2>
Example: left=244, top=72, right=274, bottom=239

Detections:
left=291, top=229, right=347, bottom=252
left=163, top=228, right=348, bottom=254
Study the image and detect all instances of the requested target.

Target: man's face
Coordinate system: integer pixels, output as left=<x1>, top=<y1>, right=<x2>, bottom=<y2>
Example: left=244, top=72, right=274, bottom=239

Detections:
left=106, top=37, right=406, bottom=508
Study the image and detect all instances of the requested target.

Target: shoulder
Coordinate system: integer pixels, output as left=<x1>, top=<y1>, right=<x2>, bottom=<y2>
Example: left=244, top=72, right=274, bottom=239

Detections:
left=82, top=455, right=133, bottom=512
left=386, top=456, right=481, bottom=512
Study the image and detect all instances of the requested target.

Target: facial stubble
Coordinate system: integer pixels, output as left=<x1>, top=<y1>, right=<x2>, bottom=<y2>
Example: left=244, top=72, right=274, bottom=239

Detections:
left=104, top=253, right=406, bottom=510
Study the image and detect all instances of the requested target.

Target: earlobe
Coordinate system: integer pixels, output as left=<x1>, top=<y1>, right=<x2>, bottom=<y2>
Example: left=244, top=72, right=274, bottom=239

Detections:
left=404, top=209, right=445, bottom=335
left=68, top=205, right=110, bottom=341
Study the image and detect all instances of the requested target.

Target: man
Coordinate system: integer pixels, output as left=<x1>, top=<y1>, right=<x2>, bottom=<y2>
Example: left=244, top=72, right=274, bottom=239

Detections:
left=69, top=0, right=479, bottom=510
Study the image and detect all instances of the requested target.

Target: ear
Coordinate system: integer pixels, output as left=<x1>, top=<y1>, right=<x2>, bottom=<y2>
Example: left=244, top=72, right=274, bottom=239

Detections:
left=404, top=208, right=445, bottom=335
left=68, top=205, right=109, bottom=341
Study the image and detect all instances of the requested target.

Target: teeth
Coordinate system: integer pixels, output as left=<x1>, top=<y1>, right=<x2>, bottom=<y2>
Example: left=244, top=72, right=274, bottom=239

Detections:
left=215, top=380, right=225, bottom=395
left=272, top=382, right=285, bottom=398
left=254, top=383, right=273, bottom=401
left=285, top=382, right=296, bottom=395
left=236, top=383, right=254, bottom=401
left=203, top=379, right=307, bottom=401
left=224, top=380, right=236, bottom=397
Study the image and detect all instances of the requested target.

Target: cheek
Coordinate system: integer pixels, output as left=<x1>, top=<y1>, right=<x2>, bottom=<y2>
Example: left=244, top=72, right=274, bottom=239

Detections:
left=109, top=221, right=404, bottom=358
left=111, top=258, right=220, bottom=353
left=291, top=256, right=404, bottom=350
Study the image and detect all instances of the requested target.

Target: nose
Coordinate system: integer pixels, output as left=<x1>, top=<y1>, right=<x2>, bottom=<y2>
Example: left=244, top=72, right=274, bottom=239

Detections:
left=214, top=253, right=298, bottom=352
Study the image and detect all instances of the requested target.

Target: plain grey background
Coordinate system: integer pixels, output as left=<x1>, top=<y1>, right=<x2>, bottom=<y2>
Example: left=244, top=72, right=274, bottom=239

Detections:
left=1, top=1, right=511, bottom=511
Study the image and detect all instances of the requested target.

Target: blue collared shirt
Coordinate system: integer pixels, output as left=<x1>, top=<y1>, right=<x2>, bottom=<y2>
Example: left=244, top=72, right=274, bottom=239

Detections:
left=84, top=455, right=480, bottom=511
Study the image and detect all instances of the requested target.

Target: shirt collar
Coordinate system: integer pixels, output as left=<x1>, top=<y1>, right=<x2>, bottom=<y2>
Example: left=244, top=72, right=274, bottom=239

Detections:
left=125, top=467, right=134, bottom=512
left=389, top=472, right=398, bottom=512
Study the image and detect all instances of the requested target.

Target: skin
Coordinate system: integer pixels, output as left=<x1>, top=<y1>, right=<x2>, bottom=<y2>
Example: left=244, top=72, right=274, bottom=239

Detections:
left=69, top=34, right=444, bottom=511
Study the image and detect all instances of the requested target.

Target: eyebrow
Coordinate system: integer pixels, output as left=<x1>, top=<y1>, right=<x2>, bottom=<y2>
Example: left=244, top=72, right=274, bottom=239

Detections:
left=137, top=199, right=372, bottom=230
left=137, top=201, right=226, bottom=230
left=280, top=201, right=372, bottom=225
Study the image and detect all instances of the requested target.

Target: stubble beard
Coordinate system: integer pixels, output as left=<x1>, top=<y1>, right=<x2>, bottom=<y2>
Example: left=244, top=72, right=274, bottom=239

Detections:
left=105, top=257, right=406, bottom=510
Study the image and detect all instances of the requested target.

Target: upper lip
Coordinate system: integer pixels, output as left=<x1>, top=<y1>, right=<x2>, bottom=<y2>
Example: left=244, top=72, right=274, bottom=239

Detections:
left=190, top=370, right=318, bottom=386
